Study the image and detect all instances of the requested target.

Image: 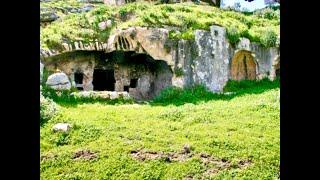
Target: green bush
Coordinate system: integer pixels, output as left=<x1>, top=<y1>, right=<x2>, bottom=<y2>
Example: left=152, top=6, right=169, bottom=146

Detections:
left=260, top=29, right=278, bottom=47
left=227, top=26, right=241, bottom=45
left=40, top=93, right=58, bottom=124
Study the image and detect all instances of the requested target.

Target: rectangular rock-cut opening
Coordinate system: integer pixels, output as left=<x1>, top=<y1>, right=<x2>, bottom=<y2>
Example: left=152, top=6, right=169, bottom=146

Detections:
left=124, top=86, right=129, bottom=92
left=74, top=72, right=83, bottom=90
left=93, top=69, right=115, bottom=91
left=130, top=79, right=138, bottom=88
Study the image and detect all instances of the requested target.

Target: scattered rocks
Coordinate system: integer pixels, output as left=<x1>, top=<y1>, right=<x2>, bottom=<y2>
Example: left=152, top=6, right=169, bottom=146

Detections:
left=52, top=123, right=72, bottom=133
left=71, top=91, right=131, bottom=100
left=98, top=20, right=112, bottom=30
left=46, top=72, right=71, bottom=90
left=72, top=150, right=98, bottom=160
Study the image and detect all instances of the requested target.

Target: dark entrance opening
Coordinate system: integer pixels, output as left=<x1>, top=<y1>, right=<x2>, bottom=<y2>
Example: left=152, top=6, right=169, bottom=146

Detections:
left=130, top=79, right=138, bottom=88
left=74, top=72, right=83, bottom=90
left=124, top=86, right=129, bottom=92
left=93, top=69, right=115, bottom=91
left=276, top=68, right=280, bottom=77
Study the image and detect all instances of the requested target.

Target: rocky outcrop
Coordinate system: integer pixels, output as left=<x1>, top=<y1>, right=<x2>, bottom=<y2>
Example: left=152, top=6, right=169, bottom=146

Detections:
left=46, top=72, right=72, bottom=90
left=41, top=25, right=279, bottom=96
left=192, top=26, right=231, bottom=92
left=106, top=27, right=174, bottom=66
left=40, top=8, right=59, bottom=22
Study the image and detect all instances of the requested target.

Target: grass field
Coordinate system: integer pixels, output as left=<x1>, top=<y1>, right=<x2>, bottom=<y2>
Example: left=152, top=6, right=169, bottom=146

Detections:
left=40, top=79, right=280, bottom=179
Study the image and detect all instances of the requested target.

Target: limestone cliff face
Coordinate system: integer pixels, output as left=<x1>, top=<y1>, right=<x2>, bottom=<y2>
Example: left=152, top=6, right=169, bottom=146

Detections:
left=106, top=27, right=174, bottom=66
left=192, top=26, right=231, bottom=92
left=41, top=25, right=280, bottom=95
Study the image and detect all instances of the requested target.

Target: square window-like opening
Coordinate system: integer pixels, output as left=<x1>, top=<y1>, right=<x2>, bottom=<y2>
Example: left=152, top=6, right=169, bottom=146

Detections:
left=93, top=69, right=115, bottom=91
left=74, top=72, right=83, bottom=84
left=130, top=79, right=138, bottom=88
left=214, top=30, right=218, bottom=36
left=124, top=86, right=129, bottom=92
left=74, top=72, right=83, bottom=90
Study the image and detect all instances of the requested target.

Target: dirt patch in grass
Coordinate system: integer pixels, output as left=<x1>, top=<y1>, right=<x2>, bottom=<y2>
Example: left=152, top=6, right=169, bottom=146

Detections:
left=131, top=148, right=252, bottom=178
left=130, top=149, right=193, bottom=162
left=72, top=150, right=98, bottom=160
left=40, top=153, right=57, bottom=161
left=199, top=153, right=252, bottom=178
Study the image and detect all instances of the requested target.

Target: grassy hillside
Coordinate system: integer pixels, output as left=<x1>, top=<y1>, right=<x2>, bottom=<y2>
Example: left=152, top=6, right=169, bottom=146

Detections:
left=40, top=1, right=279, bottom=50
left=40, top=79, right=280, bottom=179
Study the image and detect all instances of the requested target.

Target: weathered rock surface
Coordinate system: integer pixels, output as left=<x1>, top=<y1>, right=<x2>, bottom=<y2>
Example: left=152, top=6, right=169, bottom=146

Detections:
left=106, top=27, right=174, bottom=66
left=103, top=0, right=126, bottom=6
left=40, top=61, right=44, bottom=83
left=46, top=72, right=71, bottom=90
left=41, top=25, right=279, bottom=97
left=71, top=91, right=131, bottom=100
left=40, top=8, right=59, bottom=22
left=52, top=123, right=72, bottom=133
left=192, top=26, right=230, bottom=92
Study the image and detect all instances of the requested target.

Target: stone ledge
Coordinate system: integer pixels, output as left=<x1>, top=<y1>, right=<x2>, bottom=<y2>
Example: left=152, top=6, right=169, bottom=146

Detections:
left=70, top=91, right=131, bottom=100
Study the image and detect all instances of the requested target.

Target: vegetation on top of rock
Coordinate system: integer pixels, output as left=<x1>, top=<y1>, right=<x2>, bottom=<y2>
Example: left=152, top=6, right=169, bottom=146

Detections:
left=41, top=2, right=279, bottom=50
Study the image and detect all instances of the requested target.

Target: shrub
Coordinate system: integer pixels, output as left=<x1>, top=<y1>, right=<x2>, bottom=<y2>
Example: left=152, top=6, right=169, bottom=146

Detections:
left=260, top=29, right=277, bottom=47
left=227, top=26, right=240, bottom=45
left=40, top=93, right=58, bottom=124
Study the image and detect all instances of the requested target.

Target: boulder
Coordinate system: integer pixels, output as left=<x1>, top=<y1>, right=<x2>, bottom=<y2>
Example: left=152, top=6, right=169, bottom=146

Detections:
left=52, top=123, right=72, bottom=133
left=98, top=21, right=107, bottom=30
left=46, top=72, right=71, bottom=90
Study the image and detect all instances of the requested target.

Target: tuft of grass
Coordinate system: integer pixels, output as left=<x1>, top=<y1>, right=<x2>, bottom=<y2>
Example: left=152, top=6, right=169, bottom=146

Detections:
left=152, top=78, right=279, bottom=106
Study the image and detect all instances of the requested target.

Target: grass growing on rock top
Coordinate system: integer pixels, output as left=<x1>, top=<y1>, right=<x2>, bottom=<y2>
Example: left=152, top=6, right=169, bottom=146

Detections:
left=40, top=2, right=279, bottom=50
left=40, top=79, right=280, bottom=179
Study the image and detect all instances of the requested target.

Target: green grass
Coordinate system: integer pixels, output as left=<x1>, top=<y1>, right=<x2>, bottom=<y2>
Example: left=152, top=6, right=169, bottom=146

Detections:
left=40, top=2, right=279, bottom=50
left=40, top=79, right=280, bottom=179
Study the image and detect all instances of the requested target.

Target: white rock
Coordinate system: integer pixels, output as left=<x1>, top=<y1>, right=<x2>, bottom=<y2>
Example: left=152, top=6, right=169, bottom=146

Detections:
left=98, top=21, right=107, bottom=30
left=40, top=61, right=44, bottom=83
left=46, top=72, right=71, bottom=90
left=109, top=91, right=119, bottom=99
left=52, top=123, right=72, bottom=132
left=106, top=20, right=112, bottom=28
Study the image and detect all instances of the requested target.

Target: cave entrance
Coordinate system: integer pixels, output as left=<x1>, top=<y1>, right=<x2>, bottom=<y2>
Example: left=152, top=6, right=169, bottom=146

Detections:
left=74, top=72, right=83, bottom=90
left=92, top=69, right=115, bottom=91
left=231, top=50, right=257, bottom=81
left=276, top=68, right=280, bottom=77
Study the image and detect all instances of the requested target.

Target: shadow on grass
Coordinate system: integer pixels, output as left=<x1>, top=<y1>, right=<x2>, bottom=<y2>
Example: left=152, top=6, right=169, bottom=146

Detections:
left=41, top=78, right=279, bottom=108
left=149, top=78, right=280, bottom=106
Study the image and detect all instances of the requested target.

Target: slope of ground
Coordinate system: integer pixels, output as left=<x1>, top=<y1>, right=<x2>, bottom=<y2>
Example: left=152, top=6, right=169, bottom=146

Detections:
left=40, top=79, right=280, bottom=179
left=40, top=1, right=279, bottom=50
